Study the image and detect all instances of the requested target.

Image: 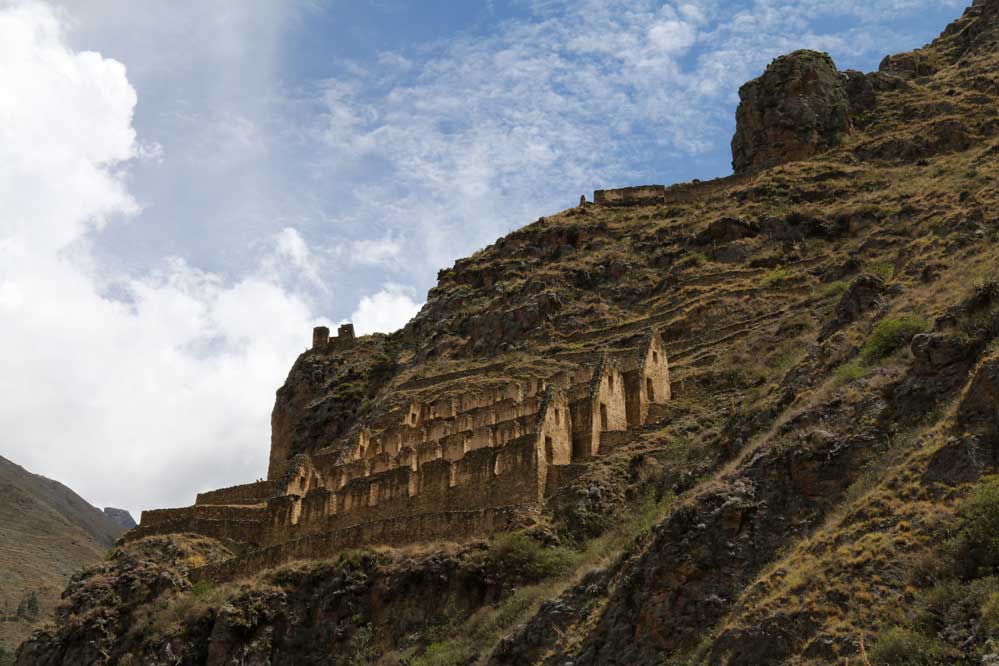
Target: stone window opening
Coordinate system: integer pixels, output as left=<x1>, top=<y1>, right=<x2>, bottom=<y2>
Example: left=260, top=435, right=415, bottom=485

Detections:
left=653, top=351, right=659, bottom=364
left=647, top=377, right=655, bottom=402
left=545, top=436, right=554, bottom=464
left=298, top=476, right=306, bottom=491
left=554, top=408, right=560, bottom=425
left=410, top=413, right=417, bottom=425
left=600, top=403, right=608, bottom=430
left=608, top=374, right=614, bottom=392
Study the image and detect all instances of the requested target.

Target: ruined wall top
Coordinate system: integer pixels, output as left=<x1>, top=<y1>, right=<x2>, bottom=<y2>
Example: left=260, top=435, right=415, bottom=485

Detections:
left=593, top=185, right=666, bottom=207
left=312, top=323, right=357, bottom=350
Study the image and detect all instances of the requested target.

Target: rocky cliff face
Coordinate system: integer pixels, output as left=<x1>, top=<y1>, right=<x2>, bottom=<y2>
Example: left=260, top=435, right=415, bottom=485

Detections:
left=102, top=508, right=137, bottom=532
left=15, top=1, right=999, bottom=665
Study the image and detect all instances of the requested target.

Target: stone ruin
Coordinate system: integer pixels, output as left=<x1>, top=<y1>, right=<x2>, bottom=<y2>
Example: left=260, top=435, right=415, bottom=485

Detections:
left=129, top=328, right=671, bottom=578
left=593, top=185, right=666, bottom=207
left=311, top=323, right=356, bottom=349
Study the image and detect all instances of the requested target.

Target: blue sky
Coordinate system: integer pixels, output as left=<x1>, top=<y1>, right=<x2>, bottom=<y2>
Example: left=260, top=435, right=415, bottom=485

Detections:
left=0, top=0, right=969, bottom=515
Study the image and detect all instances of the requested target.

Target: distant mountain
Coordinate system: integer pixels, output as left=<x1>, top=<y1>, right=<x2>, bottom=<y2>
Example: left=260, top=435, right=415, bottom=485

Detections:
left=0, top=455, right=126, bottom=656
left=102, top=507, right=137, bottom=531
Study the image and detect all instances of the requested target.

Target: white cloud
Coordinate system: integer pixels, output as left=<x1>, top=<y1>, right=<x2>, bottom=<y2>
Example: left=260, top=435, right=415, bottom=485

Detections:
left=350, top=283, right=422, bottom=335
left=0, top=3, right=321, bottom=516
left=648, top=20, right=698, bottom=55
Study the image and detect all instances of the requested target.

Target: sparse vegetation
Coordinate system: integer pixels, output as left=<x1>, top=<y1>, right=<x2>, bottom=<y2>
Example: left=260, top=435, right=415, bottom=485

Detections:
left=951, top=476, right=999, bottom=579
left=860, top=316, right=929, bottom=363
left=868, top=261, right=896, bottom=282
left=763, top=266, right=792, bottom=287
left=15, top=591, right=39, bottom=622
left=815, top=279, right=850, bottom=300
left=832, top=360, right=869, bottom=385
left=867, top=478, right=999, bottom=664
left=870, top=626, right=948, bottom=666
left=476, top=532, right=578, bottom=582
left=410, top=493, right=673, bottom=666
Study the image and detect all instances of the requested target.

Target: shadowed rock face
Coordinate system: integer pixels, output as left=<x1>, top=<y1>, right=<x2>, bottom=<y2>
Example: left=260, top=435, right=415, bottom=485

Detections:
left=102, top=507, right=137, bottom=531
left=732, top=50, right=853, bottom=174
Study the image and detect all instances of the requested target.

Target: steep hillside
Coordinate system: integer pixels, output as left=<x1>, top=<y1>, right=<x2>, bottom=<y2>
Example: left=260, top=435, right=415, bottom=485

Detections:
left=14, top=1, right=999, bottom=665
left=0, top=456, right=126, bottom=660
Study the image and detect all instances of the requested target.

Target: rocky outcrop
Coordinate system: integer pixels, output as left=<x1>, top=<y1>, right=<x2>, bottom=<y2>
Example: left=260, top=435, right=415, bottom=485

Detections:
left=820, top=274, right=886, bottom=338
left=15, top=536, right=547, bottom=666
left=268, top=334, right=398, bottom=479
left=956, top=357, right=999, bottom=435
left=732, top=50, right=853, bottom=174
left=923, top=357, right=999, bottom=486
left=102, top=507, right=136, bottom=531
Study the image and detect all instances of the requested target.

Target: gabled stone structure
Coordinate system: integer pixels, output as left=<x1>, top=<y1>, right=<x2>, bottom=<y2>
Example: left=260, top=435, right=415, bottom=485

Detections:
left=130, top=328, right=671, bottom=577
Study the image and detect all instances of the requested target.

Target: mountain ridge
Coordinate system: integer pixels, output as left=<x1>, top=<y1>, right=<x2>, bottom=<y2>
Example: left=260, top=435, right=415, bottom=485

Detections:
left=0, top=455, right=127, bottom=659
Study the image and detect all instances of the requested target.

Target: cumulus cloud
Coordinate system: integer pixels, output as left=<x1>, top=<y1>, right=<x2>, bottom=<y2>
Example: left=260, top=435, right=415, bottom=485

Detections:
left=0, top=2, right=321, bottom=516
left=350, top=284, right=422, bottom=335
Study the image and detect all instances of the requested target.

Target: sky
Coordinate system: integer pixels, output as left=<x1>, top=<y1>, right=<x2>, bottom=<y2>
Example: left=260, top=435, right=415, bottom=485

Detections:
left=0, top=0, right=969, bottom=517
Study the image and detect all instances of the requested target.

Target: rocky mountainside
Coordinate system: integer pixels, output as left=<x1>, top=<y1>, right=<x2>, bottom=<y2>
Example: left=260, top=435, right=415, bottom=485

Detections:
left=102, top=508, right=137, bottom=532
left=0, top=456, right=128, bottom=661
left=14, top=1, right=999, bottom=664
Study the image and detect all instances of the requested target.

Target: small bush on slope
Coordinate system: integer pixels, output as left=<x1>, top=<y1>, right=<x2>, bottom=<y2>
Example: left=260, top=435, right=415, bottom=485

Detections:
left=952, top=475, right=999, bottom=580
left=476, top=532, right=578, bottom=582
left=861, top=316, right=929, bottom=364
left=870, top=626, right=948, bottom=666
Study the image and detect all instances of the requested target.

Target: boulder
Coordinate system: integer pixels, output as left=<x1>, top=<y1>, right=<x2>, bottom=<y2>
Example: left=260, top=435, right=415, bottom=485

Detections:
left=712, top=241, right=753, bottom=265
left=696, top=217, right=757, bottom=245
left=910, top=333, right=973, bottom=376
left=957, top=358, right=999, bottom=435
left=820, top=274, right=886, bottom=338
left=878, top=51, right=938, bottom=79
left=732, top=50, right=853, bottom=174
left=841, top=70, right=877, bottom=114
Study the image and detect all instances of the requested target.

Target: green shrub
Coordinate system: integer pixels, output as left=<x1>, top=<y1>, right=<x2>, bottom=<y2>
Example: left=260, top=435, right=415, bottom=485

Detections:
left=190, top=579, right=214, bottom=599
left=981, top=590, right=999, bottom=637
left=479, top=533, right=577, bottom=582
left=914, top=581, right=970, bottom=635
left=861, top=316, right=929, bottom=363
left=412, top=640, right=476, bottom=666
left=681, top=251, right=708, bottom=269
left=954, top=476, right=999, bottom=579
left=763, top=266, right=791, bottom=287
left=0, top=644, right=12, bottom=666
left=870, top=626, right=948, bottom=665
left=816, top=279, right=850, bottom=300
left=868, top=261, right=896, bottom=281
left=833, top=361, right=869, bottom=385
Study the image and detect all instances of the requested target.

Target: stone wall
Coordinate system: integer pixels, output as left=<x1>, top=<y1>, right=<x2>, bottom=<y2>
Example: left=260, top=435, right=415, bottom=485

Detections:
left=196, top=480, right=280, bottom=506
left=593, top=185, right=666, bottom=207
left=191, top=505, right=534, bottom=583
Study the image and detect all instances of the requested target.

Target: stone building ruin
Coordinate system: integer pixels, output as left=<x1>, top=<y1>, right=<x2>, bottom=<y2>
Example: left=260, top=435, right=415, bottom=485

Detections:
left=131, top=327, right=671, bottom=578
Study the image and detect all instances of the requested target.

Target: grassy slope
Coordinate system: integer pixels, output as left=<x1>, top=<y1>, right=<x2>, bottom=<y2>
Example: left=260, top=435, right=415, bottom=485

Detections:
left=0, top=456, right=123, bottom=655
